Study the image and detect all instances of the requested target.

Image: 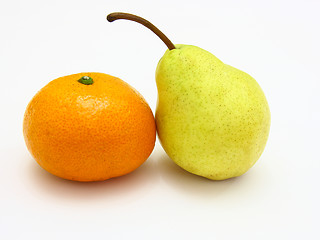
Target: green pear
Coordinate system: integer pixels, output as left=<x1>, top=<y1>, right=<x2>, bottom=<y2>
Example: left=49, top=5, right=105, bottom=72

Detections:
left=107, top=13, right=271, bottom=180
left=156, top=44, right=270, bottom=180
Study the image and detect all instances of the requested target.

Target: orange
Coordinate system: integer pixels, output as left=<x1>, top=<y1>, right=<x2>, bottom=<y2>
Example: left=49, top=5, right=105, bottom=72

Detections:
left=23, top=72, right=156, bottom=182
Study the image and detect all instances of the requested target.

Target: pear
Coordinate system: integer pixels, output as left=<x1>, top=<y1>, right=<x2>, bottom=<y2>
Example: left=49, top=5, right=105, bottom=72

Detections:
left=156, top=45, right=270, bottom=180
left=107, top=13, right=271, bottom=180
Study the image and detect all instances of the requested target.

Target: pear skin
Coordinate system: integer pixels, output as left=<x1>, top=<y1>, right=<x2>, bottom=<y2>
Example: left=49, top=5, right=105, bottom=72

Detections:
left=156, top=45, right=271, bottom=180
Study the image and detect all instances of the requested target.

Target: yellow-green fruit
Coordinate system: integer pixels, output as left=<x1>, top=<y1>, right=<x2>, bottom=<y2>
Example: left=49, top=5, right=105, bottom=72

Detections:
left=156, top=45, right=271, bottom=180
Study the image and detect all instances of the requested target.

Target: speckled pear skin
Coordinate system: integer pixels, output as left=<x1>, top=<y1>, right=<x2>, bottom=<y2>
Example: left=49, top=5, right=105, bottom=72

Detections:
left=155, top=44, right=271, bottom=180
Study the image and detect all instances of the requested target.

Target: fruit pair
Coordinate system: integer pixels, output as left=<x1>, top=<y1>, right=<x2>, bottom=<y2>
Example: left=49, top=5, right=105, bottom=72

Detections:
left=23, top=13, right=270, bottom=182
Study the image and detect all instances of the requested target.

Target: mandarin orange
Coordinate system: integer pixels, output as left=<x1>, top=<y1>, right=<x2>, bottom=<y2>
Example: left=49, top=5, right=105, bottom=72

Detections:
left=23, top=72, right=156, bottom=181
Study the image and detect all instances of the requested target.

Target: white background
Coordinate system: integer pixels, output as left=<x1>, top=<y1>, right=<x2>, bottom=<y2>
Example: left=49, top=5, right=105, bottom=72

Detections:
left=1, top=0, right=319, bottom=239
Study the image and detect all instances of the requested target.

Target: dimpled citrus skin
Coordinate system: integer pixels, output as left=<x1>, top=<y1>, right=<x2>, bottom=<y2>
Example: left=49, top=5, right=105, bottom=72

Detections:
left=23, top=72, right=156, bottom=182
left=156, top=45, right=270, bottom=180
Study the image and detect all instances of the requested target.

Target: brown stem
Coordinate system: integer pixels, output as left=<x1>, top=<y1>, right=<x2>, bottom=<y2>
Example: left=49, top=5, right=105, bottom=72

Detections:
left=107, top=12, right=175, bottom=50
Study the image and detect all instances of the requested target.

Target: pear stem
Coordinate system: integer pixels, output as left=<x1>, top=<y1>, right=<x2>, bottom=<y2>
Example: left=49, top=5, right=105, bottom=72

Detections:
left=107, top=12, right=175, bottom=50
